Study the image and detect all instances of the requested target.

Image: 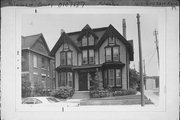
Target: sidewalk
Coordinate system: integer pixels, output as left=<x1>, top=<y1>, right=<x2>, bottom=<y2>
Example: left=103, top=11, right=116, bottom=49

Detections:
left=144, top=90, right=159, bottom=106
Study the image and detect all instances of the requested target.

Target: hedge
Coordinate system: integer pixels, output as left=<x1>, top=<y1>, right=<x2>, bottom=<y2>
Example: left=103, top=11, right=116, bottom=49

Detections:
left=89, top=89, right=110, bottom=98
left=50, top=86, right=75, bottom=99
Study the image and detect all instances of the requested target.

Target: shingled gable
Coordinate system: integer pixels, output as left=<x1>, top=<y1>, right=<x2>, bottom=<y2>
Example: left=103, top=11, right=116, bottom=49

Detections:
left=95, top=24, right=134, bottom=61
left=22, top=33, right=50, bottom=53
left=49, top=32, right=81, bottom=57
left=77, top=24, right=98, bottom=41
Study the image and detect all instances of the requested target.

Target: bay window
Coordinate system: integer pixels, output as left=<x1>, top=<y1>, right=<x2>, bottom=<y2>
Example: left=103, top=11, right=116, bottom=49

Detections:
left=67, top=72, right=73, bottom=87
left=104, top=69, right=122, bottom=87
left=108, top=69, right=115, bottom=87
left=116, top=69, right=121, bottom=86
left=59, top=72, right=73, bottom=87
left=60, top=72, right=66, bottom=86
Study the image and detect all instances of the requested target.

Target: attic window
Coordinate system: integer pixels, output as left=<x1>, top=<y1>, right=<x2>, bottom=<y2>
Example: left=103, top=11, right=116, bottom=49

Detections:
left=88, top=35, right=94, bottom=46
left=108, top=37, right=115, bottom=45
left=63, top=43, right=69, bottom=51
left=82, top=36, right=87, bottom=46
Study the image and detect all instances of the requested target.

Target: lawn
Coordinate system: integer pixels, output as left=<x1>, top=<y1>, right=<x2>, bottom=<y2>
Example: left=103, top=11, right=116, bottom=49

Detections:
left=80, top=95, right=153, bottom=105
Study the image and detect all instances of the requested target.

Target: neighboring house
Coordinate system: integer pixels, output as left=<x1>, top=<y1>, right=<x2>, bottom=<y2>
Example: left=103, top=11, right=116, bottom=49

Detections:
left=21, top=33, right=55, bottom=96
left=144, top=76, right=159, bottom=90
left=50, top=23, right=134, bottom=91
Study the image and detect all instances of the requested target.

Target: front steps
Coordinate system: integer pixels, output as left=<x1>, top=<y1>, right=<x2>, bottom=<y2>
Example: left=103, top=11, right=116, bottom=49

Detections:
left=71, top=91, right=90, bottom=100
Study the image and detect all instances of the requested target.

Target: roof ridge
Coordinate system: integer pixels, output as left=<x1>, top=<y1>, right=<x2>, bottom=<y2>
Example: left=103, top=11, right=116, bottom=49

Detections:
left=22, top=33, right=42, bottom=38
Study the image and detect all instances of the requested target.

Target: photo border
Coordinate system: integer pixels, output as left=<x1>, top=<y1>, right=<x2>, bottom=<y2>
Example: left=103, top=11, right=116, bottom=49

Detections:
left=2, top=6, right=179, bottom=120
left=15, top=6, right=166, bottom=112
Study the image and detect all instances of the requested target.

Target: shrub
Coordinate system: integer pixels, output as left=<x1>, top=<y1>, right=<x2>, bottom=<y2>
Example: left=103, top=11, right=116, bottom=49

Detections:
left=50, top=86, right=74, bottom=99
left=89, top=89, right=110, bottom=98
left=113, top=88, right=137, bottom=96
left=22, top=80, right=32, bottom=97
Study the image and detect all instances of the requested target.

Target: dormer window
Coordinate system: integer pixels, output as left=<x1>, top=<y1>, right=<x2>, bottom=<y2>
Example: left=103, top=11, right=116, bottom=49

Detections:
left=82, top=36, right=87, bottom=46
left=89, top=35, right=94, bottom=46
left=81, top=35, right=94, bottom=46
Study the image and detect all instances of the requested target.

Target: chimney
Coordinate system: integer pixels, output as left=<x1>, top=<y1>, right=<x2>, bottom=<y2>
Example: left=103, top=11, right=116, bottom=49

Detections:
left=61, top=29, right=65, bottom=35
left=122, top=19, right=126, bottom=39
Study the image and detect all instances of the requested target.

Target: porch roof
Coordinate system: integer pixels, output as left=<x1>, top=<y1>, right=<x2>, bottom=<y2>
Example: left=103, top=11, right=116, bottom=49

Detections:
left=72, top=64, right=102, bottom=70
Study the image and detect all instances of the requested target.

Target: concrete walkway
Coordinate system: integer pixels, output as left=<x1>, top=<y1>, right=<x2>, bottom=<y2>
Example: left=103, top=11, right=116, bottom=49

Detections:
left=144, top=90, right=159, bottom=106
left=71, top=91, right=90, bottom=100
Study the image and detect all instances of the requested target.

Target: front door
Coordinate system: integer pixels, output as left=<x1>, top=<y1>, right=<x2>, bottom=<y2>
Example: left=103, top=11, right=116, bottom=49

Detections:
left=79, top=72, right=88, bottom=91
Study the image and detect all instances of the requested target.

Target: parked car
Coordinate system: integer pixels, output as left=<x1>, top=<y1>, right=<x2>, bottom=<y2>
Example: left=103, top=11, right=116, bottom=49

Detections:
left=22, top=97, right=79, bottom=107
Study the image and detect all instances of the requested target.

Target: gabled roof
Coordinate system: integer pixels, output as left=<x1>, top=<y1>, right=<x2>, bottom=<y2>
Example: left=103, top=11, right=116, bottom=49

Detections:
left=82, top=24, right=91, bottom=30
left=50, top=24, right=134, bottom=61
left=22, top=33, right=50, bottom=53
left=95, top=24, right=134, bottom=61
left=49, top=32, right=81, bottom=56
left=77, top=24, right=98, bottom=41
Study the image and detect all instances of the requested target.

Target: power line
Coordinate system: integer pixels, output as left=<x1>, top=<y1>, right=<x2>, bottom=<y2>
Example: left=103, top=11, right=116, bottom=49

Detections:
left=145, top=49, right=156, bottom=67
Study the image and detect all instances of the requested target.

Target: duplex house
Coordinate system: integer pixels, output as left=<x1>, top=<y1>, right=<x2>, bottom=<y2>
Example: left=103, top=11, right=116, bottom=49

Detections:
left=50, top=23, right=134, bottom=91
left=21, top=33, right=55, bottom=96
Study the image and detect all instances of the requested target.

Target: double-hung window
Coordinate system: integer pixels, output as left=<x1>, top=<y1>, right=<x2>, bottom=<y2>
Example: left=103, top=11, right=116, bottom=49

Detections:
left=82, top=36, right=87, bottom=46
left=67, top=51, right=72, bottom=65
left=41, top=57, right=46, bottom=69
left=60, top=51, right=72, bottom=65
left=82, top=49, right=94, bottom=65
left=67, top=72, right=73, bottom=87
left=113, top=47, right=119, bottom=61
left=108, top=69, right=115, bottom=87
left=104, top=69, right=122, bottom=87
left=89, top=49, right=94, bottom=64
left=105, top=47, right=111, bottom=61
left=116, top=69, right=121, bottom=87
left=105, top=46, right=120, bottom=62
left=88, top=35, right=94, bottom=46
left=33, top=55, right=38, bottom=68
left=60, top=52, right=66, bottom=65
left=82, top=50, right=88, bottom=64
left=59, top=72, right=73, bottom=87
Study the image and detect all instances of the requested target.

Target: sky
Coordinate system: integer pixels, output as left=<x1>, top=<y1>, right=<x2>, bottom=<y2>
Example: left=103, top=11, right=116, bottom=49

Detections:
left=22, top=13, right=159, bottom=76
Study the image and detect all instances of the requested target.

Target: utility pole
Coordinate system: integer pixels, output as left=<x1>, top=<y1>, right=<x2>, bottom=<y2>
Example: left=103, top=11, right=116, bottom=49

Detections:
left=136, top=13, right=145, bottom=106
left=143, top=60, right=146, bottom=90
left=153, top=29, right=160, bottom=68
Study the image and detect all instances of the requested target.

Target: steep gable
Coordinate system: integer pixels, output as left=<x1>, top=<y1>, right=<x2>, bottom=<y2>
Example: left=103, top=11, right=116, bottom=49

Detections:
left=22, top=33, right=50, bottom=55
left=77, top=24, right=98, bottom=41
left=50, top=24, right=134, bottom=61
left=49, top=32, right=81, bottom=57
left=31, top=37, right=49, bottom=55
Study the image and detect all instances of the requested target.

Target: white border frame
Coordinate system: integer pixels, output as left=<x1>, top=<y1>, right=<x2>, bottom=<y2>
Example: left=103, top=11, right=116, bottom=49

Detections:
left=1, top=6, right=179, bottom=120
